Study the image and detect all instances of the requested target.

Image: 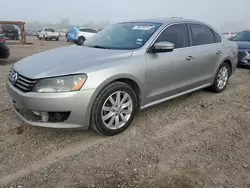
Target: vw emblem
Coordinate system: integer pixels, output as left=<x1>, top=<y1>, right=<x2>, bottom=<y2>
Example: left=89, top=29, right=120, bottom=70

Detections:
left=12, top=72, right=18, bottom=84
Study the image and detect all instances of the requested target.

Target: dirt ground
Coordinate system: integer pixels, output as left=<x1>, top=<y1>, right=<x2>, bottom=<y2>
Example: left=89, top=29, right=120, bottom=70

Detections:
left=0, top=37, right=249, bottom=188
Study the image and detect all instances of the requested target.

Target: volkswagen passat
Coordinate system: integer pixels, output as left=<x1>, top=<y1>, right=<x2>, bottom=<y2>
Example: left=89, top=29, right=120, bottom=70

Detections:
left=7, top=18, right=238, bottom=136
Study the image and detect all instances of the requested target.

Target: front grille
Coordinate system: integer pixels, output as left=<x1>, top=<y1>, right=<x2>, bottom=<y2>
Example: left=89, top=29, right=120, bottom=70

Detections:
left=238, top=51, right=247, bottom=59
left=8, top=68, right=37, bottom=92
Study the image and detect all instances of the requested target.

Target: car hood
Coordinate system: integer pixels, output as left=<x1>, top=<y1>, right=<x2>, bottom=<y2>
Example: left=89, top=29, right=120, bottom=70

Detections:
left=13, top=45, right=133, bottom=79
left=235, top=41, right=250, bottom=50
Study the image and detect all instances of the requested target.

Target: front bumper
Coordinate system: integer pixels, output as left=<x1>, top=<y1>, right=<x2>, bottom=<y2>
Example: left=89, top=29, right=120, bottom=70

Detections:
left=6, top=81, right=95, bottom=129
left=238, top=50, right=250, bottom=66
left=67, top=34, right=78, bottom=41
left=238, top=59, right=250, bottom=66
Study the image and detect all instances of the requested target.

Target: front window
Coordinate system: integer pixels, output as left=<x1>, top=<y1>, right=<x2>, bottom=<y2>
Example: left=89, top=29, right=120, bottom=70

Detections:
left=232, top=31, right=250, bottom=42
left=84, top=22, right=162, bottom=50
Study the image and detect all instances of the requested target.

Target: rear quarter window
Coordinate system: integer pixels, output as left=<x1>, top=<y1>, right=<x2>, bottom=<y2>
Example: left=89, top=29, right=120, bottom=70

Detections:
left=212, top=31, right=222, bottom=43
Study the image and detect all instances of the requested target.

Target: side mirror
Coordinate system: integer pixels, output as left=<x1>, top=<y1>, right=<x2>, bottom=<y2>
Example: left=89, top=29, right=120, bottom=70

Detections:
left=151, top=41, right=174, bottom=53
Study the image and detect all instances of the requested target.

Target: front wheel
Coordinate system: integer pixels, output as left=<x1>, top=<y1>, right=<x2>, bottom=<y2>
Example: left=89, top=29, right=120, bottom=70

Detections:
left=91, top=82, right=137, bottom=136
left=209, top=62, right=230, bottom=93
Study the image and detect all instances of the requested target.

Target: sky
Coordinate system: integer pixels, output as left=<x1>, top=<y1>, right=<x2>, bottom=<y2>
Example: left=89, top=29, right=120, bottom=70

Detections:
left=1, top=0, right=250, bottom=31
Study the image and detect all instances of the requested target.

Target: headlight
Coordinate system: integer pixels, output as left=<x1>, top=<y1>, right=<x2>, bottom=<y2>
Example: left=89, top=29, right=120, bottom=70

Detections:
left=33, top=74, right=87, bottom=93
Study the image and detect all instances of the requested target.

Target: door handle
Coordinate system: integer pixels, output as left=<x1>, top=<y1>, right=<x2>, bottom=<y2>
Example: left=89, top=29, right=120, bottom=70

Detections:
left=216, top=50, right=222, bottom=55
left=186, top=56, right=194, bottom=61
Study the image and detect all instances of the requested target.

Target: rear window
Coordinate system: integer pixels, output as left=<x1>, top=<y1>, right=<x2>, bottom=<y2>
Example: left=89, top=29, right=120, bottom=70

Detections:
left=44, top=28, right=55, bottom=32
left=1, top=24, right=15, bottom=30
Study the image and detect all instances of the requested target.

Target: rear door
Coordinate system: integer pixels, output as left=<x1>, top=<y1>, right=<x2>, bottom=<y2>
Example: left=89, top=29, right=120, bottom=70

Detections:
left=186, top=23, right=222, bottom=84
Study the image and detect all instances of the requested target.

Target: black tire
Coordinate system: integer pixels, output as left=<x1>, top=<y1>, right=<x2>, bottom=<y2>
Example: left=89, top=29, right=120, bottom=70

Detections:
left=77, top=36, right=85, bottom=45
left=209, top=62, right=230, bottom=93
left=91, top=82, right=138, bottom=136
left=56, top=38, right=59, bottom=41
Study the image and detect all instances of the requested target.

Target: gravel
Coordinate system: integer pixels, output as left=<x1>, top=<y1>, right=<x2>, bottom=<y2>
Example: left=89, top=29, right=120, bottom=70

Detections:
left=0, top=37, right=249, bottom=188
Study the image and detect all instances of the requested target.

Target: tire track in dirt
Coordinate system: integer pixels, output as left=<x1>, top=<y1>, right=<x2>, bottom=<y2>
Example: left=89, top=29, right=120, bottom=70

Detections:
left=0, top=137, right=107, bottom=186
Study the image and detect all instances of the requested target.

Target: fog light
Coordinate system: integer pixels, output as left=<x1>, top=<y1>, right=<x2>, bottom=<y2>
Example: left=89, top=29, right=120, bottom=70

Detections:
left=40, top=112, right=49, bottom=122
left=32, top=111, right=49, bottom=122
left=32, top=111, right=40, bottom=116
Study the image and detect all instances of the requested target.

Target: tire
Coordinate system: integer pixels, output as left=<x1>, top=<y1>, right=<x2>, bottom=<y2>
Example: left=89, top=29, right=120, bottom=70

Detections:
left=77, top=36, right=85, bottom=45
left=56, top=38, right=59, bottom=41
left=209, top=62, right=230, bottom=93
left=91, top=82, right=138, bottom=136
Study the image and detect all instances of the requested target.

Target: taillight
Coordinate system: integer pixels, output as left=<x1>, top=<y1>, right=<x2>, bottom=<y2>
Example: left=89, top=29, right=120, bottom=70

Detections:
left=0, top=37, right=5, bottom=43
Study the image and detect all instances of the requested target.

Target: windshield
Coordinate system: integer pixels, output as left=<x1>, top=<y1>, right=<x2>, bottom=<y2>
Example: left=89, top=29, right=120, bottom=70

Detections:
left=232, top=31, right=250, bottom=42
left=84, top=22, right=162, bottom=50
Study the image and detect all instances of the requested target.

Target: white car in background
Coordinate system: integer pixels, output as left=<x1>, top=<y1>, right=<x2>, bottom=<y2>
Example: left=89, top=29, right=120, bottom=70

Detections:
left=222, top=32, right=239, bottom=40
left=67, top=27, right=98, bottom=45
left=38, top=27, right=60, bottom=41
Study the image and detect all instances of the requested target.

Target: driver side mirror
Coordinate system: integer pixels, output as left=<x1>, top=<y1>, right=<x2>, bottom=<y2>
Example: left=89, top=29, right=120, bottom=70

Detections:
left=151, top=41, right=174, bottom=53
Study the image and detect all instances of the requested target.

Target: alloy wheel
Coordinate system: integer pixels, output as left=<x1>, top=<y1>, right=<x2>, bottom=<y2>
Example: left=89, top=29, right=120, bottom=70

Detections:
left=101, top=91, right=133, bottom=130
left=217, top=66, right=228, bottom=90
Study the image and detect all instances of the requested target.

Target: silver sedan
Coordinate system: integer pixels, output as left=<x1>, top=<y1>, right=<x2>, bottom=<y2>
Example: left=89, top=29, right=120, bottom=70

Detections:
left=7, top=18, right=238, bottom=136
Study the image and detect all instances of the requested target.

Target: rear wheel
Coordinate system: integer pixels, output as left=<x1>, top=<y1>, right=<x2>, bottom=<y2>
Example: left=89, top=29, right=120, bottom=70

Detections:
left=77, top=36, right=85, bottom=45
left=91, top=82, right=137, bottom=136
left=209, top=62, right=230, bottom=93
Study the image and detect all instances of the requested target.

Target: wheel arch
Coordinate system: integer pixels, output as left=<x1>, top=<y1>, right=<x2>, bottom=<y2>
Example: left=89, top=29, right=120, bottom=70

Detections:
left=78, top=35, right=86, bottom=40
left=85, top=74, right=143, bottom=127
left=223, top=59, right=232, bottom=76
left=214, top=58, right=233, bottom=78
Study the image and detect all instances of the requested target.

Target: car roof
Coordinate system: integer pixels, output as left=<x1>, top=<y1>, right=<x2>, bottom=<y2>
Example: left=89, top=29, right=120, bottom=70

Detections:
left=122, top=17, right=205, bottom=25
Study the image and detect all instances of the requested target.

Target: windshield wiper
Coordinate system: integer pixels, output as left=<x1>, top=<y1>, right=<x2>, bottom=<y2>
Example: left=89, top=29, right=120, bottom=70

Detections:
left=91, top=45, right=111, bottom=49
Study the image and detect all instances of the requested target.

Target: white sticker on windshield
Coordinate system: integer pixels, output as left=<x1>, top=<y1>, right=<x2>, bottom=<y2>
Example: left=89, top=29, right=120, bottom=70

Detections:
left=132, top=26, right=155, bottom=30
left=136, top=38, right=143, bottom=42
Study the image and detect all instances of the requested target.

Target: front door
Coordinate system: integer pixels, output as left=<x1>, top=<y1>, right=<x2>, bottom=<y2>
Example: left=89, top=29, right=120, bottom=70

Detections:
left=145, top=23, right=198, bottom=104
